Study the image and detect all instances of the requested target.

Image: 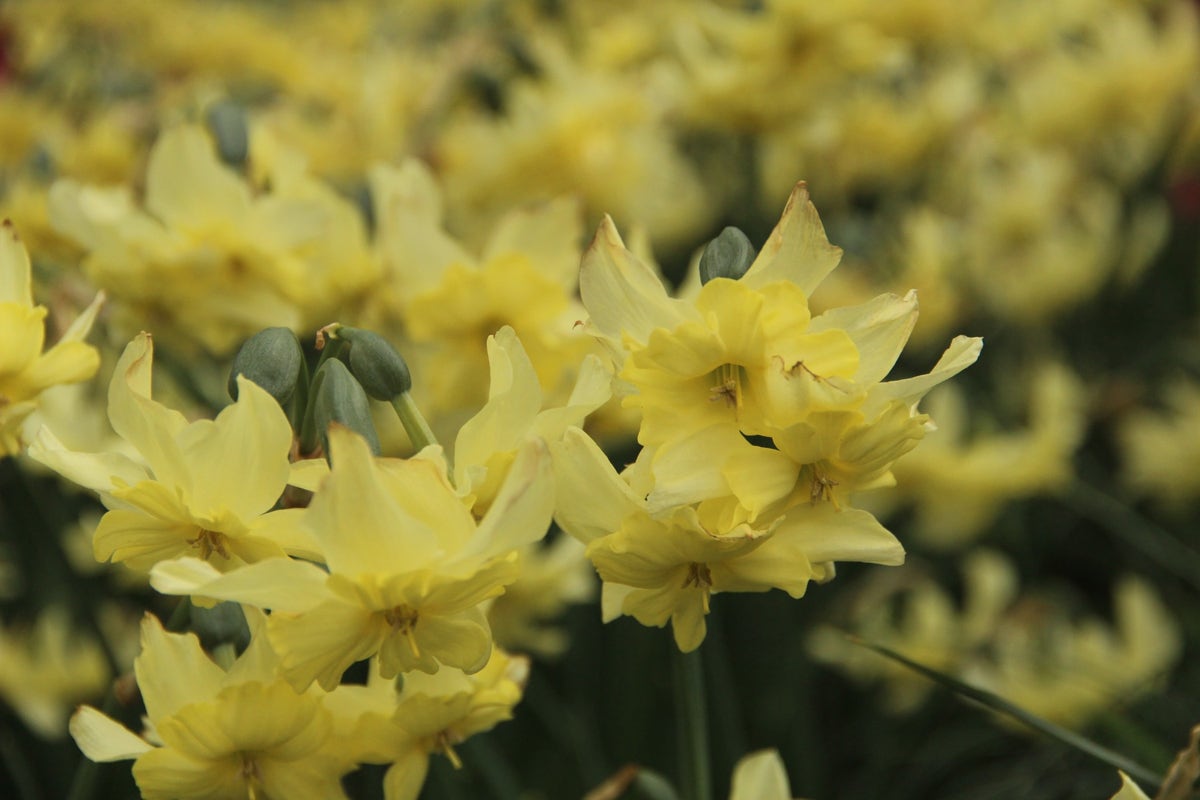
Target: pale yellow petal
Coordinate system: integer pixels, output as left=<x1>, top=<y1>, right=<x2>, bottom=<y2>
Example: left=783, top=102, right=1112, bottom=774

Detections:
left=0, top=220, right=32, bottom=306
left=181, top=376, right=292, bottom=520
left=19, top=340, right=100, bottom=390
left=808, top=291, right=918, bottom=385
left=107, top=334, right=190, bottom=489
left=149, top=556, right=331, bottom=613
left=741, top=182, right=843, bottom=296
left=135, top=614, right=226, bottom=722
left=579, top=215, right=694, bottom=344
left=270, top=600, right=385, bottom=692
left=730, top=749, right=794, bottom=800
left=866, top=336, right=984, bottom=416
left=144, top=125, right=250, bottom=230
left=309, top=426, right=442, bottom=578
left=133, top=746, right=244, bottom=800
left=482, top=195, right=582, bottom=290
left=455, top=438, right=554, bottom=566
left=69, top=706, right=152, bottom=762
left=1110, top=772, right=1152, bottom=800
left=383, top=749, right=431, bottom=800
left=777, top=505, right=905, bottom=567
left=550, top=427, right=642, bottom=544
left=27, top=425, right=148, bottom=495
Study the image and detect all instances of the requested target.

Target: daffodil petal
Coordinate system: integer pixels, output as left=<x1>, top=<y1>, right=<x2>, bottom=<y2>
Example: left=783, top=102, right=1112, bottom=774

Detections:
left=69, top=706, right=152, bottom=762
left=741, top=181, right=843, bottom=295
left=551, top=428, right=642, bottom=543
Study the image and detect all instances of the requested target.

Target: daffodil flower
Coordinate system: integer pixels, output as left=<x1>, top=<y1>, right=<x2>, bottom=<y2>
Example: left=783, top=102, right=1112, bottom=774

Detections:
left=70, top=611, right=353, bottom=800
left=150, top=425, right=554, bottom=690
left=0, top=220, right=103, bottom=455
left=29, top=333, right=312, bottom=572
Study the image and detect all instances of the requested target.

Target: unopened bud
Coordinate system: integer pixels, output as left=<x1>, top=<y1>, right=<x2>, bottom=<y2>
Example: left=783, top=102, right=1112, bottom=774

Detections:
left=312, top=358, right=380, bottom=456
left=338, top=327, right=412, bottom=400
left=228, top=327, right=304, bottom=404
left=206, top=101, right=249, bottom=168
left=699, top=226, right=756, bottom=284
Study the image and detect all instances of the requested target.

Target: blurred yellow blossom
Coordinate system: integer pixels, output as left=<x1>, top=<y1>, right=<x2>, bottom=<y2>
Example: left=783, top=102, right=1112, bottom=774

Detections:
left=150, top=425, right=554, bottom=689
left=49, top=124, right=378, bottom=355
left=70, top=610, right=354, bottom=800
left=1119, top=378, right=1200, bottom=509
left=29, top=333, right=311, bottom=572
left=0, top=220, right=102, bottom=455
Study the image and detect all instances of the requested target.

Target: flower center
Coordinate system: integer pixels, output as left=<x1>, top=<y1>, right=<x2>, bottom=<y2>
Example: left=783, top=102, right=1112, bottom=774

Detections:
left=189, top=528, right=230, bottom=560
left=240, top=753, right=262, bottom=799
left=435, top=729, right=464, bottom=769
left=682, top=562, right=713, bottom=613
left=708, top=363, right=745, bottom=411
left=383, top=605, right=421, bottom=657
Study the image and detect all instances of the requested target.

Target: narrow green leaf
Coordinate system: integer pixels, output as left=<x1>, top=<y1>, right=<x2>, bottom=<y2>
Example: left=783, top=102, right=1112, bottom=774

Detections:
left=850, top=636, right=1163, bottom=790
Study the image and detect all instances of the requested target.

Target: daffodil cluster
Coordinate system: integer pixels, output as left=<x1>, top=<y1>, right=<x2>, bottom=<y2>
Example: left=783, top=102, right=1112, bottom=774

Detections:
left=556, top=183, right=982, bottom=651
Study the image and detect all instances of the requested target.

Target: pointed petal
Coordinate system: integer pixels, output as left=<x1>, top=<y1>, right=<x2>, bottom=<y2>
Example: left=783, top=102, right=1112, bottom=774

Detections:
left=145, top=125, right=250, bottom=230
left=0, top=220, right=32, bottom=306
left=550, top=428, right=642, bottom=544
left=107, top=334, right=190, bottom=489
left=579, top=215, right=693, bottom=344
left=27, top=425, right=148, bottom=495
left=808, top=291, right=918, bottom=385
left=69, top=706, right=152, bottom=762
left=150, top=556, right=331, bottom=613
left=741, top=182, right=843, bottom=295
left=135, top=614, right=226, bottom=722
left=778, top=504, right=905, bottom=567
left=866, top=336, right=983, bottom=415
left=457, top=439, right=554, bottom=565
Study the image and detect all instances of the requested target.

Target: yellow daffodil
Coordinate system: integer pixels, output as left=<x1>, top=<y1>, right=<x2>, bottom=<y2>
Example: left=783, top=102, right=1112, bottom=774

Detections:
left=150, top=425, right=554, bottom=690
left=49, top=124, right=378, bottom=355
left=581, top=181, right=981, bottom=521
left=328, top=649, right=528, bottom=800
left=0, top=221, right=102, bottom=455
left=29, top=333, right=311, bottom=572
left=368, top=160, right=598, bottom=433
left=70, top=611, right=353, bottom=800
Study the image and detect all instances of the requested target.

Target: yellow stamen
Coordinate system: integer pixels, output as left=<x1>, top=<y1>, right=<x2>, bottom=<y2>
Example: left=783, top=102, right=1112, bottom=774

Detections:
left=437, top=731, right=464, bottom=769
left=383, top=606, right=421, bottom=658
left=682, top=563, right=713, bottom=613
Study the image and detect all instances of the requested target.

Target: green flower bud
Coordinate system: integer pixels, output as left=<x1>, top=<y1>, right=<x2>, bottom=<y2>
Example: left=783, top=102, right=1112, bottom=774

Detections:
left=312, top=358, right=380, bottom=456
left=699, top=226, right=756, bottom=284
left=205, top=100, right=249, bottom=168
left=228, top=327, right=304, bottom=404
left=338, top=327, right=412, bottom=401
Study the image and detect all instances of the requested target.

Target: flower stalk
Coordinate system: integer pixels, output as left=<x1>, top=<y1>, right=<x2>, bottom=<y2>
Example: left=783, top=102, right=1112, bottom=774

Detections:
left=672, top=645, right=712, bottom=800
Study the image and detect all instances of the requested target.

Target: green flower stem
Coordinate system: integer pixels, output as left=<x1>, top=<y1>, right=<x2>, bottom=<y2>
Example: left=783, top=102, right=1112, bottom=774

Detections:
left=391, top=391, right=439, bottom=454
left=672, top=646, right=712, bottom=800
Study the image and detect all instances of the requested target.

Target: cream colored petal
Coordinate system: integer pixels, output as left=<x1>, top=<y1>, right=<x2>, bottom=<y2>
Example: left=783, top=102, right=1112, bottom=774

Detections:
left=150, top=556, right=332, bottom=613
left=777, top=505, right=905, bottom=567
left=133, top=746, right=244, bottom=800
left=483, top=195, right=583, bottom=290
left=741, top=182, right=843, bottom=296
left=249, top=508, right=323, bottom=562
left=144, top=125, right=251, bottom=230
left=57, top=289, right=105, bottom=344
left=19, top=340, right=100, bottom=390
left=288, top=458, right=329, bottom=492
left=530, top=353, right=613, bottom=442
left=135, top=613, right=227, bottom=722
left=308, top=426, right=442, bottom=578
left=370, top=161, right=472, bottom=291
left=865, top=336, right=983, bottom=416
left=600, top=582, right=634, bottom=623
left=93, top=509, right=194, bottom=571
left=550, top=427, right=642, bottom=544
left=107, top=334, right=190, bottom=489
left=383, top=749, right=431, bottom=800
left=270, top=600, right=385, bottom=692
left=1110, top=772, right=1152, bottom=800
left=181, top=377, right=292, bottom=520
left=730, top=749, right=794, bottom=800
left=401, top=607, right=493, bottom=675
left=0, top=303, right=45, bottom=377
left=258, top=756, right=350, bottom=800
left=69, top=706, right=152, bottom=762
left=27, top=425, right=148, bottom=495
left=808, top=291, right=918, bottom=385
left=453, top=327, right=542, bottom=487
left=579, top=215, right=693, bottom=344
left=455, top=438, right=554, bottom=566
left=0, top=221, right=32, bottom=306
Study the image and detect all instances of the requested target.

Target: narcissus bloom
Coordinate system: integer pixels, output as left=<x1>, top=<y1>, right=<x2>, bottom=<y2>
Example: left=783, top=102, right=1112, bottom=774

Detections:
left=29, top=333, right=310, bottom=572
left=328, top=649, right=528, bottom=800
left=151, top=425, right=554, bottom=690
left=580, top=181, right=982, bottom=520
left=70, top=611, right=353, bottom=800
left=729, top=749, right=801, bottom=800
left=0, top=220, right=102, bottom=455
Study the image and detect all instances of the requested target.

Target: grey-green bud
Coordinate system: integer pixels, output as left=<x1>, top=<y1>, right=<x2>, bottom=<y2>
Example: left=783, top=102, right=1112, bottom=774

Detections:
left=205, top=100, right=249, bottom=168
left=312, top=358, right=380, bottom=456
left=228, top=327, right=304, bottom=404
left=338, top=327, right=412, bottom=401
left=699, top=226, right=756, bottom=284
